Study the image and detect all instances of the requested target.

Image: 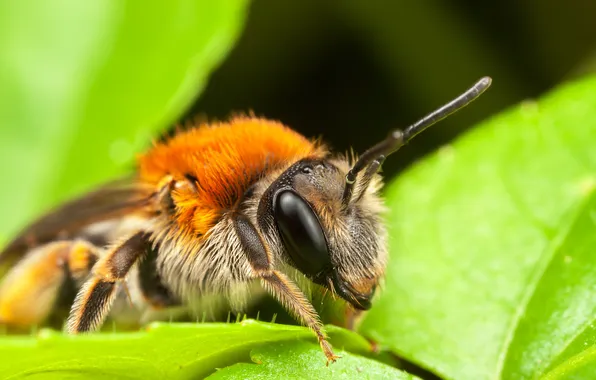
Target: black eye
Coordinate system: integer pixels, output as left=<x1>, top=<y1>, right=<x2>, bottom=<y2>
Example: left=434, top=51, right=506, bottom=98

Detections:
left=273, top=190, right=331, bottom=277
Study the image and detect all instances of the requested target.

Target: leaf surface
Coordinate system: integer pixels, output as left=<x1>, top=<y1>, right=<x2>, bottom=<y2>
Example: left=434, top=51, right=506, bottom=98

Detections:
left=0, top=321, right=413, bottom=379
left=208, top=340, right=418, bottom=380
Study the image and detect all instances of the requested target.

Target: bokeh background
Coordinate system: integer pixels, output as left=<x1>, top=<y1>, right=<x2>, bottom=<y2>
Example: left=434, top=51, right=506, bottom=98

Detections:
left=191, top=0, right=596, bottom=177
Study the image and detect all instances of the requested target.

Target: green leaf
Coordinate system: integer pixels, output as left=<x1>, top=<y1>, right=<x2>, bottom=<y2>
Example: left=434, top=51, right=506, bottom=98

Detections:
left=360, top=75, right=596, bottom=379
left=207, top=340, right=418, bottom=380
left=499, top=192, right=596, bottom=379
left=0, top=0, right=248, bottom=242
left=0, top=320, right=386, bottom=379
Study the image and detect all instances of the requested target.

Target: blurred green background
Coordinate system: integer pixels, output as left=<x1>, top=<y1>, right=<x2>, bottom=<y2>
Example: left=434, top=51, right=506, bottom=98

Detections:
left=1, top=0, right=595, bottom=240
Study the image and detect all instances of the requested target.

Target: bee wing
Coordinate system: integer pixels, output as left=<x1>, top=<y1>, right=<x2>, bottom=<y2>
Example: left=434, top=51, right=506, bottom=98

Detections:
left=0, top=177, right=153, bottom=265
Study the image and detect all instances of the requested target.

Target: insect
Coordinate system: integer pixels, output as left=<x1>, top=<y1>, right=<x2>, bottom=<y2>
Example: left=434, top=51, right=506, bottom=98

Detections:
left=0, top=76, right=491, bottom=363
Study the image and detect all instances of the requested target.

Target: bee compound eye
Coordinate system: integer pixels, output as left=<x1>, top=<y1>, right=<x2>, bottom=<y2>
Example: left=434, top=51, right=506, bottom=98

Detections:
left=273, top=190, right=331, bottom=277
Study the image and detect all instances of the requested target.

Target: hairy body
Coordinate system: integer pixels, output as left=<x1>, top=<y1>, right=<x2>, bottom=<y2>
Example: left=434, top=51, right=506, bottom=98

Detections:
left=0, top=117, right=386, bottom=362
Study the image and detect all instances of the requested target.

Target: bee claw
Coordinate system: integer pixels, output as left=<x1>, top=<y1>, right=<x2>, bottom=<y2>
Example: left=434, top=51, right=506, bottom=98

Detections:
left=319, top=338, right=341, bottom=365
left=325, top=353, right=341, bottom=366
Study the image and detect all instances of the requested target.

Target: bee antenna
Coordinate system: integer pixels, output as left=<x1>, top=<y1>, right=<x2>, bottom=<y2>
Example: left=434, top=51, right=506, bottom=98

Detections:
left=342, top=76, right=492, bottom=206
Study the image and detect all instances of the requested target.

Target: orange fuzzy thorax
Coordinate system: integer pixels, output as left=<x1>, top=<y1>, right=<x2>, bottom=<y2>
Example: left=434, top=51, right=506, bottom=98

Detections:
left=138, top=116, right=324, bottom=236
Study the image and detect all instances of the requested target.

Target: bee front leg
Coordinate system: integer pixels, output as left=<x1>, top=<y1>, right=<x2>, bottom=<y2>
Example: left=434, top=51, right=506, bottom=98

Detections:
left=233, top=214, right=339, bottom=364
left=0, top=240, right=99, bottom=328
left=66, top=231, right=150, bottom=333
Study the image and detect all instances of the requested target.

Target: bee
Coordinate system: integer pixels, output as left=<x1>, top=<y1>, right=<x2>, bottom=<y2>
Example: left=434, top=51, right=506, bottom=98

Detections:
left=0, top=77, right=491, bottom=363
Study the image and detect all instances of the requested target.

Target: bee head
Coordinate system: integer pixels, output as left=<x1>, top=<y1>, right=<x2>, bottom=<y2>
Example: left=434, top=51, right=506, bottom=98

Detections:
left=259, top=76, right=492, bottom=310
left=268, top=159, right=386, bottom=310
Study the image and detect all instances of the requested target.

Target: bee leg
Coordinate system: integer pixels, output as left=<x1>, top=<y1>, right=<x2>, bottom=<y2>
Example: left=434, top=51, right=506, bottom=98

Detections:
left=234, top=214, right=339, bottom=364
left=136, top=242, right=183, bottom=324
left=260, top=271, right=340, bottom=364
left=66, top=231, right=149, bottom=333
left=0, top=240, right=98, bottom=327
